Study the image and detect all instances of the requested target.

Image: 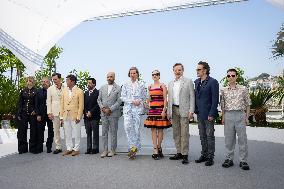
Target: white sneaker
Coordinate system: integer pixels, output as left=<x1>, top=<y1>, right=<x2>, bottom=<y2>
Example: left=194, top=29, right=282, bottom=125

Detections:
left=101, top=151, right=108, bottom=158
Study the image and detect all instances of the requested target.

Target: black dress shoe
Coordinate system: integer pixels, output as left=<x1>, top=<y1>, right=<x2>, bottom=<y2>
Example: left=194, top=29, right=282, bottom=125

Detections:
left=85, top=150, right=91, bottom=154
left=195, top=155, right=207, bottom=163
left=152, top=154, right=160, bottom=160
left=182, top=155, right=189, bottom=164
left=53, top=149, right=62, bottom=154
left=239, top=162, right=250, bottom=170
left=47, top=149, right=52, bottom=153
left=169, top=153, right=183, bottom=160
left=19, top=150, right=28, bottom=154
left=205, top=158, right=214, bottom=166
left=38, top=149, right=43, bottom=153
left=92, top=149, right=99, bottom=154
left=222, top=159, right=234, bottom=168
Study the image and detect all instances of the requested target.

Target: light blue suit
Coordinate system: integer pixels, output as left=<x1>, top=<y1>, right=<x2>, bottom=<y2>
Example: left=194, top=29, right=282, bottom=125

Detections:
left=120, top=81, right=147, bottom=151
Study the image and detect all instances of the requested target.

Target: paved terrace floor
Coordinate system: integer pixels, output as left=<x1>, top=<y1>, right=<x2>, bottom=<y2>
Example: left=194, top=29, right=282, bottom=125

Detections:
left=0, top=134, right=284, bottom=189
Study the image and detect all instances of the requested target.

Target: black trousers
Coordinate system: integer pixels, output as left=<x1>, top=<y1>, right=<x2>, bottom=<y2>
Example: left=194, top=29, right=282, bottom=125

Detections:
left=37, top=115, right=54, bottom=152
left=84, top=119, right=100, bottom=151
left=17, top=114, right=37, bottom=153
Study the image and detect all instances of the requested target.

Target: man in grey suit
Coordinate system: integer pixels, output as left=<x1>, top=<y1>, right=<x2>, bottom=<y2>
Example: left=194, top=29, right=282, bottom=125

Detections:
left=98, top=72, right=122, bottom=158
left=167, top=63, right=195, bottom=164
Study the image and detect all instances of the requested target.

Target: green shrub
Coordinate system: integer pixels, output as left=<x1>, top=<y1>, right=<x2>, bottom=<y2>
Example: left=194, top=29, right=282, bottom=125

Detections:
left=0, top=76, right=19, bottom=128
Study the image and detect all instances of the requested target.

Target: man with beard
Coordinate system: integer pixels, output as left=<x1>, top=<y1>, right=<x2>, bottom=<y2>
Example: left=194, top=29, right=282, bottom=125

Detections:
left=98, top=72, right=122, bottom=158
left=47, top=73, right=65, bottom=154
left=194, top=61, right=219, bottom=166
left=35, top=77, right=54, bottom=153
left=83, top=78, right=101, bottom=154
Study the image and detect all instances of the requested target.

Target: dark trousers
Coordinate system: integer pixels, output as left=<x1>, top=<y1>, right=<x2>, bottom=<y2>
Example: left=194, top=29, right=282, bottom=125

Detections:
left=37, top=115, right=54, bottom=152
left=84, top=119, right=100, bottom=151
left=197, top=118, right=215, bottom=159
left=17, top=114, right=37, bottom=153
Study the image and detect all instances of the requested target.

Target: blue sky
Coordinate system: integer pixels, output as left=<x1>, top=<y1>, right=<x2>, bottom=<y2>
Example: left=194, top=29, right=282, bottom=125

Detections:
left=56, top=0, right=284, bottom=88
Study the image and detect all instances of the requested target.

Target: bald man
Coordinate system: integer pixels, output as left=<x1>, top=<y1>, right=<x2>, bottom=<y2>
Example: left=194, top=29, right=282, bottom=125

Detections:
left=98, top=72, right=122, bottom=158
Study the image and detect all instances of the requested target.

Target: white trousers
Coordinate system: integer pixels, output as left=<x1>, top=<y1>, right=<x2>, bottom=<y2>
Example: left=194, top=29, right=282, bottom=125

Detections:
left=63, top=119, right=81, bottom=151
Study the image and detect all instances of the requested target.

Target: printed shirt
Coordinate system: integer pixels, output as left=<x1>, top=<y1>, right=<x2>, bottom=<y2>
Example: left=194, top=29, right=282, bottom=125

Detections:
left=221, top=84, right=251, bottom=111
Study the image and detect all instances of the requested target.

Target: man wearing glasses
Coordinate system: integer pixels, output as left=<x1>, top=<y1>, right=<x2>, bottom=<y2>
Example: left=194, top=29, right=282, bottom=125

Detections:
left=194, top=61, right=219, bottom=166
left=220, top=68, right=250, bottom=170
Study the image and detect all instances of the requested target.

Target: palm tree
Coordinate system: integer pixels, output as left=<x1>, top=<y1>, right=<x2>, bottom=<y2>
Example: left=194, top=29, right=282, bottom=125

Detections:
left=250, top=87, right=277, bottom=124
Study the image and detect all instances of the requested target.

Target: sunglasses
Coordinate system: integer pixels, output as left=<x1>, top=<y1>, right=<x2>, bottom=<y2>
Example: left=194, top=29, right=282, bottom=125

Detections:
left=227, top=75, right=236, bottom=78
left=152, top=73, right=160, bottom=76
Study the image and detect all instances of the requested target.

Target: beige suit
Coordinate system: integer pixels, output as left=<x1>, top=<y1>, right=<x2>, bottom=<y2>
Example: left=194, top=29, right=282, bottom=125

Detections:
left=167, top=76, right=195, bottom=155
left=60, top=85, right=84, bottom=151
left=47, top=84, right=65, bottom=150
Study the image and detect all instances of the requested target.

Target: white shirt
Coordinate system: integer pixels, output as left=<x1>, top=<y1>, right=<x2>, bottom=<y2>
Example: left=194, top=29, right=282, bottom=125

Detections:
left=68, top=88, right=72, bottom=98
left=173, top=77, right=182, bottom=105
left=55, top=84, right=64, bottom=99
left=107, top=84, right=113, bottom=95
left=68, top=86, right=76, bottom=98
left=131, top=80, right=138, bottom=100
left=89, top=89, right=93, bottom=96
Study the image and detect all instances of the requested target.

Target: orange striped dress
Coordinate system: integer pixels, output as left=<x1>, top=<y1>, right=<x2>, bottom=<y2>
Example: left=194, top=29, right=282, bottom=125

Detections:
left=144, top=86, right=172, bottom=129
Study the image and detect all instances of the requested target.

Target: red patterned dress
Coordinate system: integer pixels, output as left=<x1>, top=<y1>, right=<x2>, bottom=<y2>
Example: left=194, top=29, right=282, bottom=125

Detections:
left=144, top=85, right=172, bottom=129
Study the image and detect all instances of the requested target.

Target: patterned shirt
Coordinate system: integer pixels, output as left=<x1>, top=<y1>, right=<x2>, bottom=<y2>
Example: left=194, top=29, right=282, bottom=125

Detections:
left=221, top=85, right=251, bottom=111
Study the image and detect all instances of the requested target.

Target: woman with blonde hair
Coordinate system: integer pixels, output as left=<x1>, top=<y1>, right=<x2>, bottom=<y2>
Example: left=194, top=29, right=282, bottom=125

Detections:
left=17, top=76, right=38, bottom=154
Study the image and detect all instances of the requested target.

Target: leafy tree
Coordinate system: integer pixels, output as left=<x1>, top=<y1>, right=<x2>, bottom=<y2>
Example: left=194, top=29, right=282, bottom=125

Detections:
left=69, top=69, right=91, bottom=91
left=250, top=87, right=277, bottom=124
left=274, top=76, right=284, bottom=105
left=35, top=45, right=63, bottom=86
left=220, top=67, right=248, bottom=87
left=0, top=46, right=25, bottom=87
left=272, top=24, right=284, bottom=59
left=0, top=75, right=20, bottom=126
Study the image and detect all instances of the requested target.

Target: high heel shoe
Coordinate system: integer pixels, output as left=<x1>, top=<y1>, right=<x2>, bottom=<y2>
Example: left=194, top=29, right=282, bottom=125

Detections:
left=152, top=148, right=160, bottom=160
left=158, top=147, right=164, bottom=158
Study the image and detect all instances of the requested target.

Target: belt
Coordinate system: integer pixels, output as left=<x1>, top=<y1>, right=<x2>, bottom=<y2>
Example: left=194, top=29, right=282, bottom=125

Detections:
left=173, top=104, right=179, bottom=107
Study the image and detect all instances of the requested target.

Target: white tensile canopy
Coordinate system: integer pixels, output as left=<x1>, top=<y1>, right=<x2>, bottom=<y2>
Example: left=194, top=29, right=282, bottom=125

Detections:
left=0, top=0, right=280, bottom=72
left=268, top=0, right=284, bottom=10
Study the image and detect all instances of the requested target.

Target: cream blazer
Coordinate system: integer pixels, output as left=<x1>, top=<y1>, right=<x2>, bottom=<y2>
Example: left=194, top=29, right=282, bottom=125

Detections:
left=47, top=85, right=65, bottom=116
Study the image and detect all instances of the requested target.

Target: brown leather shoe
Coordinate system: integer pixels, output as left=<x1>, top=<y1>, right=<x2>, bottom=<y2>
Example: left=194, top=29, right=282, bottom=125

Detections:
left=62, top=150, right=73, bottom=156
left=71, top=151, right=80, bottom=156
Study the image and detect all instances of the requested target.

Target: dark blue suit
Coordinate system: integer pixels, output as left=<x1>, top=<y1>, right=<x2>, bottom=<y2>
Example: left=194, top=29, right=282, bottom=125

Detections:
left=35, top=87, right=54, bottom=152
left=194, top=76, right=219, bottom=120
left=194, top=76, right=219, bottom=159
left=83, top=88, right=100, bottom=153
